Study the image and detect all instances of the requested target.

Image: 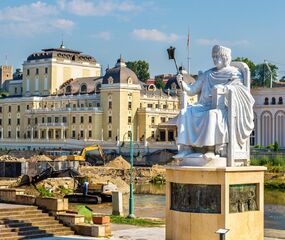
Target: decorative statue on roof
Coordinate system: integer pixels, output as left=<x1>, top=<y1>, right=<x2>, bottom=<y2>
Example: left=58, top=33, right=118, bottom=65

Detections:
left=175, top=45, right=255, bottom=166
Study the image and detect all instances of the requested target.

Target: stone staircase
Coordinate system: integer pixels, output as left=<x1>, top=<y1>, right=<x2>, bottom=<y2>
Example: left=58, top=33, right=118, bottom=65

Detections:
left=0, top=205, right=74, bottom=239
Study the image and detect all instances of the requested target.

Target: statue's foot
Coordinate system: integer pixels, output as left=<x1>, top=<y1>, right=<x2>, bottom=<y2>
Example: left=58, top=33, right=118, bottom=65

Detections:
left=204, top=151, right=219, bottom=161
left=173, top=150, right=193, bottom=159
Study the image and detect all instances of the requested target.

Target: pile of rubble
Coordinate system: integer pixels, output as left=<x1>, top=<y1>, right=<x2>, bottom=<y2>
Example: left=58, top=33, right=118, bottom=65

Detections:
left=105, top=155, right=130, bottom=169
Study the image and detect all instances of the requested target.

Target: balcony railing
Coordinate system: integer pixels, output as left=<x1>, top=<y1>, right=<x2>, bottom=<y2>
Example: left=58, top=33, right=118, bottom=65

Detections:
left=26, top=107, right=102, bottom=114
left=37, top=122, right=68, bottom=127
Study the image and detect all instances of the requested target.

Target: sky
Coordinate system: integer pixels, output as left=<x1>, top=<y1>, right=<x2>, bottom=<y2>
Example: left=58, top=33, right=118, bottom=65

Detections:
left=0, top=0, right=285, bottom=78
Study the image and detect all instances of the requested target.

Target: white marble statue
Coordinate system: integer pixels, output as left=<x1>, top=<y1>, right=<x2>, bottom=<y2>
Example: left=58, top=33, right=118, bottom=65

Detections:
left=175, top=45, right=255, bottom=165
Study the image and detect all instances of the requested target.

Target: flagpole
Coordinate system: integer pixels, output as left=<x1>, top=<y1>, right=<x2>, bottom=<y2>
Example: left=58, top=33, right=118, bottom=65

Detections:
left=187, top=28, right=190, bottom=74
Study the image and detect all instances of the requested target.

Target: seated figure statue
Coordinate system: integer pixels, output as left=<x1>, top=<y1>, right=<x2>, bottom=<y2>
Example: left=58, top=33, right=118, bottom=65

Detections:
left=175, top=45, right=255, bottom=164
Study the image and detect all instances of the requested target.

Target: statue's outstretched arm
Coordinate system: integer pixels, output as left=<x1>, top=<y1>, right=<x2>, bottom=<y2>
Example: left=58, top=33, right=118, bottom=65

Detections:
left=177, top=74, right=203, bottom=96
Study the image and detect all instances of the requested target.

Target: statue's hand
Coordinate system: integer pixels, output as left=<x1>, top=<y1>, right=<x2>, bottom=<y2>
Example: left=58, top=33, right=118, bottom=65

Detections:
left=176, top=74, right=187, bottom=91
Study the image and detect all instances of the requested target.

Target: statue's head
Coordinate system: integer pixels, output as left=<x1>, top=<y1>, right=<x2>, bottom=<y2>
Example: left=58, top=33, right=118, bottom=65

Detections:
left=212, top=45, right=231, bottom=69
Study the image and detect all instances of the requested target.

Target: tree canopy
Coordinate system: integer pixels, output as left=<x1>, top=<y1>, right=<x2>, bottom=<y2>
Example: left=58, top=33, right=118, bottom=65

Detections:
left=154, top=77, right=165, bottom=89
left=126, top=60, right=150, bottom=83
left=253, top=63, right=278, bottom=87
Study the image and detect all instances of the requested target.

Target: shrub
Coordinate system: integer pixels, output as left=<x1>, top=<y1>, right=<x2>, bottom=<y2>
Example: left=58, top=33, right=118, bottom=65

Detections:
left=37, top=186, right=54, bottom=197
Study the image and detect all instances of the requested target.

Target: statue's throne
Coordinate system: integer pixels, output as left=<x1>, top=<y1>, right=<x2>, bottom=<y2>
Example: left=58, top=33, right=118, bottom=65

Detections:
left=212, top=62, right=251, bottom=166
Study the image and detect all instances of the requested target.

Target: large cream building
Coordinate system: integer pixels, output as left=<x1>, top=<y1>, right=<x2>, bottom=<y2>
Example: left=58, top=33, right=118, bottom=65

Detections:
left=0, top=45, right=196, bottom=150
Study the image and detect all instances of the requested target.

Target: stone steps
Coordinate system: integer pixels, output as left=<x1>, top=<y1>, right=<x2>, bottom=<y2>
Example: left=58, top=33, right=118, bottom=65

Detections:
left=0, top=205, right=74, bottom=239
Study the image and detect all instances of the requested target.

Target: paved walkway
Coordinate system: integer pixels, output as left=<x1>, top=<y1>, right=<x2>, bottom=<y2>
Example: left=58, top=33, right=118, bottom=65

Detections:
left=33, top=225, right=285, bottom=240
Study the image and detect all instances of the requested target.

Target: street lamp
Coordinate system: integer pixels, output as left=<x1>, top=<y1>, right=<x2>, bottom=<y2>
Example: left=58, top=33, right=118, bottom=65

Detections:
left=215, top=228, right=229, bottom=240
left=127, top=130, right=135, bottom=218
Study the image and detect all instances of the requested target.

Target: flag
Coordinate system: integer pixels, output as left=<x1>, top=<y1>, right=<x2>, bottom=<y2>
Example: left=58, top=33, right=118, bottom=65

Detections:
left=187, top=30, right=190, bottom=48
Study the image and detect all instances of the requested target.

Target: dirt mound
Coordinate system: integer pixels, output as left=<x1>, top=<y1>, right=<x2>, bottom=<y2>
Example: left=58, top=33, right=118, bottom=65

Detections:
left=105, top=155, right=130, bottom=169
left=0, top=155, right=24, bottom=162
left=28, top=155, right=52, bottom=162
left=54, top=156, right=68, bottom=161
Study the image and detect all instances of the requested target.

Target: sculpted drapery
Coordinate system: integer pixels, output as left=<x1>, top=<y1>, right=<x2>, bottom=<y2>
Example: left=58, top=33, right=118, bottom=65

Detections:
left=176, top=45, right=254, bottom=154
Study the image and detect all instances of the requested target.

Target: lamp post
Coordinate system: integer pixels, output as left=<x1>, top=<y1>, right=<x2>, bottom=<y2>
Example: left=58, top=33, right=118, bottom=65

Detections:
left=128, top=130, right=135, bottom=218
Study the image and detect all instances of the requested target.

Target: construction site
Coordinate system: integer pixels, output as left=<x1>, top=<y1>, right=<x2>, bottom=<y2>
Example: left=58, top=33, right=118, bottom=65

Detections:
left=0, top=145, right=172, bottom=239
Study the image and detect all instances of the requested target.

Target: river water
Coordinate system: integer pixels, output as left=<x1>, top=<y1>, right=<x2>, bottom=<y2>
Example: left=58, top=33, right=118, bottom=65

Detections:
left=70, top=184, right=285, bottom=230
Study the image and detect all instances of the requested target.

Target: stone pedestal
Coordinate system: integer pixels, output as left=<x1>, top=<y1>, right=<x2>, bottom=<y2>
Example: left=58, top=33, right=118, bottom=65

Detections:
left=166, top=166, right=266, bottom=240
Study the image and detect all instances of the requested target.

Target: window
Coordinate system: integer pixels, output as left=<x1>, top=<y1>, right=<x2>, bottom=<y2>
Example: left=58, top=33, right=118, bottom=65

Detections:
left=151, top=131, right=155, bottom=138
left=89, top=116, right=92, bottom=123
left=15, top=88, right=17, bottom=94
left=42, top=117, right=45, bottom=123
left=128, top=116, right=132, bottom=124
left=156, top=104, right=159, bottom=108
left=8, top=119, right=11, bottom=125
left=108, top=77, right=113, bottom=84
left=27, top=105, right=30, bottom=110
left=89, top=130, right=92, bottom=138
left=264, top=97, right=269, bottom=105
left=66, top=86, right=72, bottom=94
left=80, top=130, right=84, bottom=138
left=48, top=117, right=51, bottom=123
left=34, top=131, right=38, bottom=138
left=72, top=116, right=76, bottom=123
left=72, top=130, right=76, bottom=138
left=0, top=119, right=2, bottom=125
left=27, top=69, right=30, bottom=76
left=97, top=102, right=100, bottom=107
left=151, top=117, right=155, bottom=124
left=272, top=97, right=276, bottom=105
left=163, top=105, right=167, bottom=109
left=128, top=102, right=132, bottom=110
left=36, top=68, right=39, bottom=75
left=35, top=118, right=38, bottom=124
left=55, top=117, right=59, bottom=123
left=17, top=105, right=20, bottom=112
left=108, top=101, right=112, bottom=109
left=0, top=107, right=2, bottom=113
left=17, top=118, right=20, bottom=125
left=45, top=67, right=48, bottom=74
left=8, top=131, right=11, bottom=138
left=147, top=104, right=152, bottom=108
left=279, top=97, right=283, bottom=105
left=108, top=130, right=112, bottom=138
left=81, top=84, right=87, bottom=93
left=8, top=106, right=11, bottom=112
left=108, top=116, right=112, bottom=123
left=17, top=131, right=20, bottom=138
left=63, top=117, right=67, bottom=123
left=80, top=116, right=84, bottom=123
left=161, top=117, right=166, bottom=123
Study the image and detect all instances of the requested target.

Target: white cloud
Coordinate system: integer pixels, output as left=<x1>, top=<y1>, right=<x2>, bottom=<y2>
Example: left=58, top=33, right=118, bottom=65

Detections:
left=0, top=1, right=74, bottom=36
left=132, top=29, right=179, bottom=42
left=196, top=38, right=250, bottom=47
left=52, top=19, right=75, bottom=30
left=98, top=31, right=112, bottom=40
left=65, top=0, right=142, bottom=16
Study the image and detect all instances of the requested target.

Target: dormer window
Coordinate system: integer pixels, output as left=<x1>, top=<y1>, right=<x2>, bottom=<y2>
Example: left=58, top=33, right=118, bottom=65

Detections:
left=127, top=77, right=132, bottom=84
left=80, top=84, right=87, bottom=93
left=108, top=77, right=113, bottom=85
left=264, top=97, right=269, bottom=105
left=66, top=85, right=72, bottom=94
left=272, top=97, right=276, bottom=105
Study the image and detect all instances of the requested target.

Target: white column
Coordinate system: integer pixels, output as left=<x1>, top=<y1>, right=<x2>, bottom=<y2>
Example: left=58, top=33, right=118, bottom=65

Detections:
left=31, top=127, right=33, bottom=141
left=46, top=128, right=49, bottom=140
left=53, top=129, right=56, bottom=139
left=257, top=114, right=261, bottom=145
left=38, top=130, right=40, bottom=139
left=101, top=129, right=104, bottom=141
left=84, top=129, right=87, bottom=141
left=16, top=130, right=18, bottom=140
left=1, top=127, right=3, bottom=139
left=61, top=128, right=64, bottom=139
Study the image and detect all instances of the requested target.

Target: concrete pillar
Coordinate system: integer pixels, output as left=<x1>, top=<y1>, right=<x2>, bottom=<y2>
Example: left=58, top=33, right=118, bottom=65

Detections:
left=61, top=128, right=64, bottom=139
left=53, top=129, right=56, bottom=139
left=112, top=191, right=123, bottom=216
left=31, top=127, right=33, bottom=141
left=137, top=126, right=139, bottom=142
left=84, top=129, right=87, bottom=141
left=1, top=127, right=3, bottom=139
left=38, top=130, right=40, bottom=139
left=165, top=128, right=169, bottom=142
left=101, top=129, right=104, bottom=141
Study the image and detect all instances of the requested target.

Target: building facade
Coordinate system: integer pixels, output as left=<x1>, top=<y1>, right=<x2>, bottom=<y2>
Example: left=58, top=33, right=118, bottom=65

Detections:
left=0, top=46, right=197, bottom=149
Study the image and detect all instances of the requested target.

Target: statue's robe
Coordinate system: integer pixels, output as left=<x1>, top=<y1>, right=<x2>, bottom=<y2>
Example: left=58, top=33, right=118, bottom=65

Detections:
left=177, top=66, right=255, bottom=148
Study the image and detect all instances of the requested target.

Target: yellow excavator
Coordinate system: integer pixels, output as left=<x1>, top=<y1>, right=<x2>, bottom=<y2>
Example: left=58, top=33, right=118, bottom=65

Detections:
left=67, top=145, right=105, bottom=165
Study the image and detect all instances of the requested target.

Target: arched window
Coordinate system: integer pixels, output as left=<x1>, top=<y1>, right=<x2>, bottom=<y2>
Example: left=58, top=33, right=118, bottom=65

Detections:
left=96, top=83, right=101, bottom=93
left=264, top=97, right=269, bottom=105
left=272, top=97, right=276, bottom=105
left=278, top=97, right=283, bottom=104
left=80, top=84, right=87, bottom=93
left=127, top=77, right=132, bottom=84
left=66, top=85, right=72, bottom=94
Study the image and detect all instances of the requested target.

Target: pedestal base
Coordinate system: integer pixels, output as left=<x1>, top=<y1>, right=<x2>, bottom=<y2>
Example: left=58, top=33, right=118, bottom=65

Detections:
left=165, top=166, right=266, bottom=240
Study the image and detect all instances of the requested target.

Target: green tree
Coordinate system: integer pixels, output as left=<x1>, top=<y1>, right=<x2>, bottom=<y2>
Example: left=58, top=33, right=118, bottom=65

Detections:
left=126, top=60, right=150, bottom=83
left=154, top=77, right=165, bottom=89
left=0, top=88, right=9, bottom=98
left=233, top=57, right=256, bottom=78
left=253, top=62, right=278, bottom=87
